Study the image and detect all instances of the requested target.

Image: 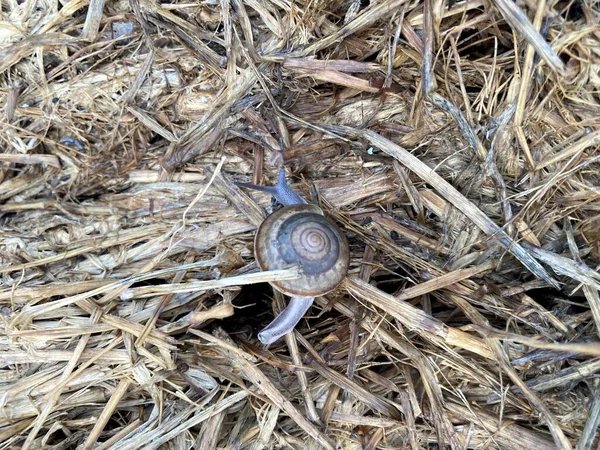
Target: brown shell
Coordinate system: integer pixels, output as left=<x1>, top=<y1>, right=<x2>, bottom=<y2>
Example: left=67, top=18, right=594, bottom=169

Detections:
left=255, top=204, right=350, bottom=297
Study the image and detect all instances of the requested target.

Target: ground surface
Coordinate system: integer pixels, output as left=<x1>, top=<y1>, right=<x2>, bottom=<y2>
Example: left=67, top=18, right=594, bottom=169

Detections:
left=1, top=0, right=600, bottom=449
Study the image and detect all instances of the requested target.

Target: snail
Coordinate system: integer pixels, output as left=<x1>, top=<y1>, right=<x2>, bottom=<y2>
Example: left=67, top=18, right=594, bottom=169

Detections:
left=237, top=169, right=350, bottom=345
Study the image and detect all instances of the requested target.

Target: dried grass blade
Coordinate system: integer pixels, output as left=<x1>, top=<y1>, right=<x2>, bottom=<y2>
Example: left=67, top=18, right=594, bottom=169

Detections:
left=452, top=292, right=575, bottom=449
left=94, top=419, right=142, bottom=450
left=329, top=412, right=404, bottom=429
left=0, top=349, right=129, bottom=365
left=284, top=324, right=320, bottom=423
left=0, top=34, right=73, bottom=75
left=523, top=358, right=600, bottom=393
left=493, top=343, right=572, bottom=449
left=163, top=119, right=225, bottom=169
left=243, top=0, right=283, bottom=37
left=399, top=390, right=419, bottom=450
left=364, top=326, right=463, bottom=449
left=4, top=255, right=220, bottom=310
left=251, top=405, right=280, bottom=450
left=522, top=243, right=600, bottom=289
left=159, top=303, right=234, bottom=334
left=208, top=167, right=266, bottom=226
left=197, top=411, right=226, bottom=450
left=21, top=325, right=94, bottom=450
left=481, top=329, right=600, bottom=356
left=121, top=49, right=154, bottom=103
left=513, top=0, right=547, bottom=128
left=149, top=9, right=225, bottom=72
left=583, top=285, right=600, bottom=340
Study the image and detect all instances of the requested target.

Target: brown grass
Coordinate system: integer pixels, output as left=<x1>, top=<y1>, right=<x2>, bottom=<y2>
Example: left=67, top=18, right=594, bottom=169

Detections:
left=1, top=0, right=600, bottom=449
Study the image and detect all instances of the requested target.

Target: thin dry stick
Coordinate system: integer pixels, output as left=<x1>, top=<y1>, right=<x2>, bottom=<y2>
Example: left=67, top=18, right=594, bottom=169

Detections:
left=207, top=166, right=266, bottom=227
left=127, top=106, right=178, bottom=142
left=421, top=0, right=436, bottom=97
left=486, top=103, right=517, bottom=234
left=135, top=254, right=195, bottom=346
left=347, top=245, right=376, bottom=383
left=82, top=0, right=107, bottom=41
left=120, top=268, right=301, bottom=299
left=182, top=157, right=226, bottom=226
left=121, top=48, right=155, bottom=104
left=399, top=390, right=419, bottom=450
left=94, top=419, right=142, bottom=450
left=81, top=377, right=132, bottom=450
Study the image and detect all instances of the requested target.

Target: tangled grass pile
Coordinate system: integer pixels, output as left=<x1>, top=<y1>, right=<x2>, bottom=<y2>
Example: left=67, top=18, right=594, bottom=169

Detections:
left=1, top=0, right=600, bottom=448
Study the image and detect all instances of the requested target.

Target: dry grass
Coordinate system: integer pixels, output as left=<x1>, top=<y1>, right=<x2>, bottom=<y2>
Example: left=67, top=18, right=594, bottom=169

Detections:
left=1, top=0, right=600, bottom=449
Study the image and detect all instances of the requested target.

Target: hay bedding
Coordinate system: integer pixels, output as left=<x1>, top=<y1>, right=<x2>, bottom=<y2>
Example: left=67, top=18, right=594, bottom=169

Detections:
left=1, top=0, right=600, bottom=448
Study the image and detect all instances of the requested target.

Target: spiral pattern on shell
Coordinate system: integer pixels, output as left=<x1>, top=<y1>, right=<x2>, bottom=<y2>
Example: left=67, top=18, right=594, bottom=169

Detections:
left=255, top=204, right=350, bottom=297
left=291, top=222, right=330, bottom=261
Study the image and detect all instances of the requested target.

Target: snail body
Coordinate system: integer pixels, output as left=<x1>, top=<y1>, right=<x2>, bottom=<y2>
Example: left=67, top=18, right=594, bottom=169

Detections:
left=237, top=169, right=350, bottom=344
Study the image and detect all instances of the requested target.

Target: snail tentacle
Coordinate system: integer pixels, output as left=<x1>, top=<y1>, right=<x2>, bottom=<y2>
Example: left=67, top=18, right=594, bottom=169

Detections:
left=258, top=296, right=315, bottom=345
left=235, top=168, right=307, bottom=206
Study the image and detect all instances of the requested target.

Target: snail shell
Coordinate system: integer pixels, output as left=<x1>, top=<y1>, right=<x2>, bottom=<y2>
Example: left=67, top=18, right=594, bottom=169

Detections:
left=255, top=204, right=350, bottom=297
